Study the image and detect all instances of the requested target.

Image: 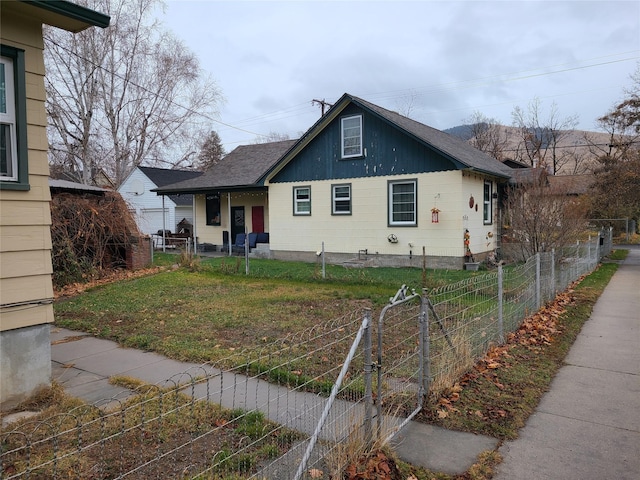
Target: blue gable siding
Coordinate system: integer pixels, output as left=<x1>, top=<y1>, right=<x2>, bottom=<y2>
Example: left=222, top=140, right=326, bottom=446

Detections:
left=271, top=104, right=458, bottom=183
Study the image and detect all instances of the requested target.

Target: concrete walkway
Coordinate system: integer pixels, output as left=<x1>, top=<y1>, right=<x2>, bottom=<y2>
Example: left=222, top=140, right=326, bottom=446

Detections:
left=494, top=246, right=640, bottom=480
left=48, top=246, right=638, bottom=478
left=51, top=336, right=496, bottom=476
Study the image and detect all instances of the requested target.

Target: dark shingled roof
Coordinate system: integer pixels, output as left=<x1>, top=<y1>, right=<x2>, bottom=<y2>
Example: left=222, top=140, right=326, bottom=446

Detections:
left=153, top=140, right=297, bottom=194
left=139, top=166, right=203, bottom=204
left=348, top=95, right=514, bottom=179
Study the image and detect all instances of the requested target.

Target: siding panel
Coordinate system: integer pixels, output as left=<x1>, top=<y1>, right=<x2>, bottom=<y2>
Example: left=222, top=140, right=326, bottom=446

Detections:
left=0, top=275, right=53, bottom=306
left=0, top=250, right=53, bottom=278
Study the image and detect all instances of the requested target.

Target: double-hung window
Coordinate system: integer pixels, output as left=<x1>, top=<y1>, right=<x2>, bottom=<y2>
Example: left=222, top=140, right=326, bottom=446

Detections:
left=293, top=186, right=311, bottom=215
left=341, top=115, right=362, bottom=158
left=332, top=184, right=351, bottom=215
left=483, top=181, right=492, bottom=224
left=1, top=45, right=28, bottom=189
left=388, top=179, right=417, bottom=226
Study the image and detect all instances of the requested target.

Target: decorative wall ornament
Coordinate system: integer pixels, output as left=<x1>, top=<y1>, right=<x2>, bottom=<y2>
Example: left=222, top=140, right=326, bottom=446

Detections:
left=431, top=207, right=440, bottom=223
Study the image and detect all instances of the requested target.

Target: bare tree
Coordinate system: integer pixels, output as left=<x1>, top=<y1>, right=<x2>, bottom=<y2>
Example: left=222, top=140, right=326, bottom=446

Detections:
left=587, top=66, right=640, bottom=223
left=504, top=169, right=589, bottom=259
left=252, top=131, right=291, bottom=144
left=465, top=111, right=509, bottom=161
left=511, top=97, right=579, bottom=174
left=394, top=90, right=420, bottom=117
left=45, top=0, right=222, bottom=186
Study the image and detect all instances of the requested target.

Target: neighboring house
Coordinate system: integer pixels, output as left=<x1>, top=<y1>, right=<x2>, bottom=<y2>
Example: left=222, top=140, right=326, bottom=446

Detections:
left=0, top=1, right=109, bottom=409
left=119, top=166, right=203, bottom=236
left=155, top=94, right=514, bottom=268
left=153, top=140, right=297, bottom=253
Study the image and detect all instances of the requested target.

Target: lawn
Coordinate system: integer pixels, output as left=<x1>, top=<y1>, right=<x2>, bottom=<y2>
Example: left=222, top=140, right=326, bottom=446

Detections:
left=19, top=253, right=620, bottom=480
left=54, top=254, right=482, bottom=367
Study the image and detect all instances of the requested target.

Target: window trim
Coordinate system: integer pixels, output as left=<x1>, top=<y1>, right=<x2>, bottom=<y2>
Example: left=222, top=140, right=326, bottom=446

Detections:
left=341, top=114, right=363, bottom=159
left=293, top=185, right=311, bottom=216
left=0, top=44, right=28, bottom=191
left=331, top=183, right=352, bottom=215
left=483, top=180, right=493, bottom=225
left=388, top=179, right=417, bottom=227
left=205, top=194, right=221, bottom=226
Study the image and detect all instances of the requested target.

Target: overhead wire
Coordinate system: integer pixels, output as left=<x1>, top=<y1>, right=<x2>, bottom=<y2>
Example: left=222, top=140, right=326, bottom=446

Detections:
left=46, top=33, right=639, bottom=148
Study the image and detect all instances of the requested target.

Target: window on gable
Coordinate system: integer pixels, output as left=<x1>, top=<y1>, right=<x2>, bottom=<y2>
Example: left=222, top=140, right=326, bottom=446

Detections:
left=483, top=181, right=493, bottom=224
left=293, top=186, right=311, bottom=215
left=388, top=179, right=417, bottom=226
left=341, top=115, right=362, bottom=158
left=1, top=45, right=28, bottom=190
left=332, top=184, right=351, bottom=215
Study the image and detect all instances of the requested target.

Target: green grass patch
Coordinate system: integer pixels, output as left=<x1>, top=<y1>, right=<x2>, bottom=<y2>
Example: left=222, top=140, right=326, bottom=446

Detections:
left=2, top=384, right=300, bottom=480
left=607, top=249, right=629, bottom=261
left=55, top=257, right=481, bottom=369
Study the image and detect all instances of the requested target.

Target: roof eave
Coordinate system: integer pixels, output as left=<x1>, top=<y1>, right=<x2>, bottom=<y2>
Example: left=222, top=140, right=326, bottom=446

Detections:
left=17, top=0, right=110, bottom=31
left=152, top=185, right=267, bottom=196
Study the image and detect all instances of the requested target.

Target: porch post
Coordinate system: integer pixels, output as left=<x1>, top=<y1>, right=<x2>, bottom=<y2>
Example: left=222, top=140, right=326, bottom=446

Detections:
left=162, top=195, right=166, bottom=253
left=192, top=194, right=197, bottom=254
left=227, top=192, right=232, bottom=256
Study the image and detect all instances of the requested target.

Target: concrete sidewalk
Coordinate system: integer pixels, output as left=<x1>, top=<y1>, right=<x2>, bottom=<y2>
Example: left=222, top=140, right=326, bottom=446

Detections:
left=494, top=246, right=640, bottom=480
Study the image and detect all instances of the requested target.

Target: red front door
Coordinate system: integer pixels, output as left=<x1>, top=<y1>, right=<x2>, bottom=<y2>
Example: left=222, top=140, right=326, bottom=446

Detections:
left=252, top=206, right=264, bottom=233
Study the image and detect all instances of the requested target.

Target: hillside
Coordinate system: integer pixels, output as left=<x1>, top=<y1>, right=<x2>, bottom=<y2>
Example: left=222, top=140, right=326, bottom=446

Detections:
left=444, top=124, right=613, bottom=175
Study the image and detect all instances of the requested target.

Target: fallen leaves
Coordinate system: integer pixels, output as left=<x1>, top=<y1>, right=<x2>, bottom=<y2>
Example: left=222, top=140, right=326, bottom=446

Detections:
left=344, top=450, right=402, bottom=479
left=432, top=290, right=574, bottom=422
left=54, top=266, right=165, bottom=299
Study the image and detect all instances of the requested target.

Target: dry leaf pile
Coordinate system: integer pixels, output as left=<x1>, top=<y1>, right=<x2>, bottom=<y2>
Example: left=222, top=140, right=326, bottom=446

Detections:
left=435, top=289, right=576, bottom=420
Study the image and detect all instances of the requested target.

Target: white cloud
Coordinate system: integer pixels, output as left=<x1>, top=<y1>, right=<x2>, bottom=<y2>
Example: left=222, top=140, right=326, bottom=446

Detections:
left=163, top=0, right=640, bottom=148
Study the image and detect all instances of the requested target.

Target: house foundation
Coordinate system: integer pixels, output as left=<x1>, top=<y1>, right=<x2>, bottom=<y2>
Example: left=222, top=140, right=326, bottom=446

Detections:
left=0, top=324, right=51, bottom=410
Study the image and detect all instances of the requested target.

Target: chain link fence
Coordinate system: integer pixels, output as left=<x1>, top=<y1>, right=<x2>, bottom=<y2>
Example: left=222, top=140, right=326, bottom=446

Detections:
left=1, top=235, right=611, bottom=479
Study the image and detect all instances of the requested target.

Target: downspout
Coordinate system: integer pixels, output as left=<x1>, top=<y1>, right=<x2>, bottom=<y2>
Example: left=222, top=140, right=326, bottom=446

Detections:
left=227, top=192, right=232, bottom=256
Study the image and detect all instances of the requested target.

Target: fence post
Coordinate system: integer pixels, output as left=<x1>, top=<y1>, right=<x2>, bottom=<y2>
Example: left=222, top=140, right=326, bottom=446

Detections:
left=363, top=308, right=373, bottom=446
left=497, top=265, right=504, bottom=343
left=245, top=232, right=249, bottom=275
left=421, top=289, right=431, bottom=400
left=535, top=252, right=541, bottom=310
left=551, top=248, right=556, bottom=296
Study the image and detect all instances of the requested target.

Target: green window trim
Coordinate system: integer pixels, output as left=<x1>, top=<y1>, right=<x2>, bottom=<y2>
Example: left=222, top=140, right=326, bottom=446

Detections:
left=331, top=183, right=352, bottom=215
left=293, top=185, right=311, bottom=216
left=341, top=114, right=363, bottom=159
left=388, top=179, right=417, bottom=226
left=0, top=44, right=29, bottom=191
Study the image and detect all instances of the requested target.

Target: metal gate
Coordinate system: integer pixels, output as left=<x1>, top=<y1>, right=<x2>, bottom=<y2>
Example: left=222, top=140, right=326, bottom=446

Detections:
left=375, top=285, right=428, bottom=442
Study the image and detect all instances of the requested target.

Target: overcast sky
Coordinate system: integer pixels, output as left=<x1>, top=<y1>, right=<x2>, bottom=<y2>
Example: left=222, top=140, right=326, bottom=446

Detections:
left=160, top=0, right=640, bottom=151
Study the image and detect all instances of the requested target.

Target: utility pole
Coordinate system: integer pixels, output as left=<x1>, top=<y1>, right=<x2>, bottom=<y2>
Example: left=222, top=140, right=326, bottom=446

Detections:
left=312, top=99, right=333, bottom=116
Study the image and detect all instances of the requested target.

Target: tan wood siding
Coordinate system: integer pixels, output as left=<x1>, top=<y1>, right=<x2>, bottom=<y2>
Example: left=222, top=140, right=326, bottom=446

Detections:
left=0, top=225, right=52, bottom=251
left=0, top=305, right=54, bottom=331
left=0, top=274, right=53, bottom=305
left=1, top=13, right=54, bottom=333
left=0, top=250, right=53, bottom=278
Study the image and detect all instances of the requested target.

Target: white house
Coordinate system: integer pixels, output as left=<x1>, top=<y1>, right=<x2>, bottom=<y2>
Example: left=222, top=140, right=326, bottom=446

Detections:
left=119, top=166, right=202, bottom=236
